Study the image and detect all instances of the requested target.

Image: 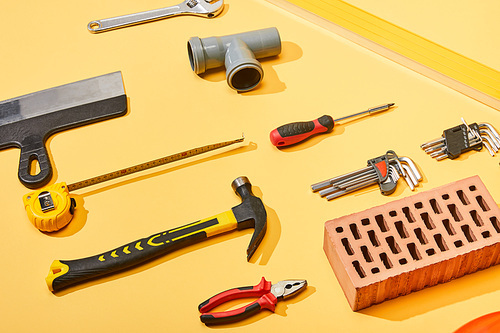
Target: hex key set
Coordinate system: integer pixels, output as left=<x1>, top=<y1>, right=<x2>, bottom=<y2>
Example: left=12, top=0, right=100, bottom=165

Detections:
left=311, top=151, right=422, bottom=200
left=421, top=119, right=500, bottom=160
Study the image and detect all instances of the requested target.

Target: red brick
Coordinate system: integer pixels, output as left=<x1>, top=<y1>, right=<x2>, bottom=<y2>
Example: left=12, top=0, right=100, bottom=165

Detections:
left=324, top=176, right=500, bottom=311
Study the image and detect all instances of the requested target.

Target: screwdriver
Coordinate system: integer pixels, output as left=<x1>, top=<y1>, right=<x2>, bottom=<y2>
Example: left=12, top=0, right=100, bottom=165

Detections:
left=269, top=103, right=395, bottom=147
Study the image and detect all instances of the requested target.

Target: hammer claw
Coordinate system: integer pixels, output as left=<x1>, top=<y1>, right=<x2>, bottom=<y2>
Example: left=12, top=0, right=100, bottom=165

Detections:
left=231, top=176, right=268, bottom=261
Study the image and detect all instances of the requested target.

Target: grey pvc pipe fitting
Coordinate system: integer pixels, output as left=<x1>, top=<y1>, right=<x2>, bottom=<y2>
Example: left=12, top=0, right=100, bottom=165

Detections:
left=188, top=27, right=282, bottom=92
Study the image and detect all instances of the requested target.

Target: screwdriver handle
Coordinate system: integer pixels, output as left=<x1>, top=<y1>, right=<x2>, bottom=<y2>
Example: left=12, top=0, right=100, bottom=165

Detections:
left=269, top=115, right=334, bottom=147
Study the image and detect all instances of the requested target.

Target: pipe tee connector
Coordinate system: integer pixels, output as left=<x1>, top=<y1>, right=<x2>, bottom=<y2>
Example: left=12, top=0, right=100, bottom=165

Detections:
left=188, top=27, right=281, bottom=92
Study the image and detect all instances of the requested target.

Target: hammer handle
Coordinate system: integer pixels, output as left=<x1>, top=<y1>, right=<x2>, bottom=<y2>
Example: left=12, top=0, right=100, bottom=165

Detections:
left=46, top=210, right=238, bottom=292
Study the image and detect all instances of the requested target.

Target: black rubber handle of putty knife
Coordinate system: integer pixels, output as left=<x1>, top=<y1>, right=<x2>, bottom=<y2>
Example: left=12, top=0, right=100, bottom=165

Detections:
left=18, top=136, right=53, bottom=189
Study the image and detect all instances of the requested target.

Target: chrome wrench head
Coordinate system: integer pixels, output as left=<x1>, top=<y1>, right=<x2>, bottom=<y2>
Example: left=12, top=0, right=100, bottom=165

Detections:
left=88, top=0, right=224, bottom=33
left=183, top=0, right=225, bottom=17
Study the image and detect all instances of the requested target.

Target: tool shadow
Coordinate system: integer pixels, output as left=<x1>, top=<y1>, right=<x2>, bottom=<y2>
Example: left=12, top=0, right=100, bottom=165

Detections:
left=198, top=41, right=303, bottom=96
left=360, top=264, right=500, bottom=321
left=44, top=142, right=257, bottom=238
left=52, top=185, right=281, bottom=296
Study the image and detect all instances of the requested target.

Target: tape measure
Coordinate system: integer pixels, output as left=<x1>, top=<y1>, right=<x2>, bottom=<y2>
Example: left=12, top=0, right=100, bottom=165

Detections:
left=23, top=136, right=245, bottom=232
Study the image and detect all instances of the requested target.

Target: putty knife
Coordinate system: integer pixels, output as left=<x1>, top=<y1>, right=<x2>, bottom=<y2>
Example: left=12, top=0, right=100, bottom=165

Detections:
left=0, top=72, right=127, bottom=189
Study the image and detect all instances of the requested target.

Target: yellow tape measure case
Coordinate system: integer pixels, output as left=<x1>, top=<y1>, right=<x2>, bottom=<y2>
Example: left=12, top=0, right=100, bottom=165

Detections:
left=23, top=182, right=75, bottom=232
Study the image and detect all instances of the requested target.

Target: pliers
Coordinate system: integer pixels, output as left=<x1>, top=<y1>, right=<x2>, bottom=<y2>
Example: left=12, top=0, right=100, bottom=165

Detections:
left=198, top=277, right=307, bottom=325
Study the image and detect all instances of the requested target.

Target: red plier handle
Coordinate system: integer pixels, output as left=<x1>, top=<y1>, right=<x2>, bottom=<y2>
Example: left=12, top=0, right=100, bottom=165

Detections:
left=198, top=277, right=277, bottom=325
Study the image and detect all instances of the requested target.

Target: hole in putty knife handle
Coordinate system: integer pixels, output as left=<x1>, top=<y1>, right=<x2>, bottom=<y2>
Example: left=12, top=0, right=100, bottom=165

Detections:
left=18, top=141, right=53, bottom=189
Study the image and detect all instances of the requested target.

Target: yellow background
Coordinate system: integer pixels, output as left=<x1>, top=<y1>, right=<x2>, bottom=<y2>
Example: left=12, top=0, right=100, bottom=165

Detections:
left=0, top=1, right=499, bottom=332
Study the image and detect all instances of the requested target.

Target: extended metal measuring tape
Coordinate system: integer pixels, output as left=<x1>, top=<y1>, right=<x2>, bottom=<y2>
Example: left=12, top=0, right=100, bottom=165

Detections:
left=23, top=135, right=245, bottom=232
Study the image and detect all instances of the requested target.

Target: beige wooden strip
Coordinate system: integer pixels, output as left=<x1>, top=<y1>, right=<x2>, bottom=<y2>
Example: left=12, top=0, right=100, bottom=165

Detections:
left=267, top=0, right=500, bottom=110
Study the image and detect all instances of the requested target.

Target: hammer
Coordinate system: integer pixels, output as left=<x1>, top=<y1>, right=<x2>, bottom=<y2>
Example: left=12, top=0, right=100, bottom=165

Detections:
left=45, top=176, right=267, bottom=292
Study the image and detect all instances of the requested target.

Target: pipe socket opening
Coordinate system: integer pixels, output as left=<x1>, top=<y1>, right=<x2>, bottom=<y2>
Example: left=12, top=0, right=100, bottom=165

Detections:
left=227, top=64, right=263, bottom=92
left=187, top=37, right=205, bottom=74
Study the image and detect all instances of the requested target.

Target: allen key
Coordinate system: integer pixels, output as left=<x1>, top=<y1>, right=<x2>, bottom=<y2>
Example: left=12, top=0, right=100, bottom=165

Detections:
left=312, top=150, right=422, bottom=201
left=421, top=119, right=500, bottom=160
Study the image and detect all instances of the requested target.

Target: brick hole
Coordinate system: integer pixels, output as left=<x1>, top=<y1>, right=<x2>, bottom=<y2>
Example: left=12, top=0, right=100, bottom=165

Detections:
left=482, top=231, right=491, bottom=239
left=421, top=212, right=436, bottom=230
left=371, top=267, right=380, bottom=274
left=447, top=204, right=463, bottom=222
left=442, top=219, right=456, bottom=235
left=434, top=234, right=449, bottom=252
left=407, top=243, right=422, bottom=261
left=414, top=202, right=423, bottom=209
left=335, top=226, right=344, bottom=233
left=456, top=190, right=470, bottom=205
left=491, top=217, right=500, bottom=233
left=442, top=194, right=450, bottom=200
left=402, top=207, right=415, bottom=223
left=360, top=246, right=373, bottom=263
left=469, top=210, right=483, bottom=227
left=426, top=248, right=436, bottom=256
left=368, top=230, right=380, bottom=247
left=399, top=258, right=408, bottom=265
left=476, top=196, right=490, bottom=212
left=461, top=225, right=477, bottom=243
left=379, top=253, right=392, bottom=269
left=454, top=240, right=463, bottom=248
left=386, top=236, right=401, bottom=254
left=394, top=221, right=409, bottom=239
left=389, top=210, right=397, bottom=217
left=375, top=214, right=389, bottom=232
left=341, top=238, right=354, bottom=255
left=430, top=198, right=442, bottom=214
left=352, top=260, right=366, bottom=278
left=469, top=185, right=477, bottom=191
left=361, top=218, right=370, bottom=226
left=350, top=223, right=361, bottom=240
left=414, top=228, right=428, bottom=245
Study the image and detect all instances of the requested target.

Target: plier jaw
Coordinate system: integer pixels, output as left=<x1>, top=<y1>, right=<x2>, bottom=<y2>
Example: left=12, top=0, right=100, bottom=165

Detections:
left=198, top=277, right=307, bottom=325
left=271, top=279, right=308, bottom=299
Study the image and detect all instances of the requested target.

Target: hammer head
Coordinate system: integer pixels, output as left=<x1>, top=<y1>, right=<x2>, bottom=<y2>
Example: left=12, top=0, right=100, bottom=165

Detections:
left=231, top=176, right=267, bottom=261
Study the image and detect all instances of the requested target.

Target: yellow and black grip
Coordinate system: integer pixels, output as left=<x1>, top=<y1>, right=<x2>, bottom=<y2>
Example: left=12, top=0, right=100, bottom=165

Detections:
left=46, top=210, right=238, bottom=292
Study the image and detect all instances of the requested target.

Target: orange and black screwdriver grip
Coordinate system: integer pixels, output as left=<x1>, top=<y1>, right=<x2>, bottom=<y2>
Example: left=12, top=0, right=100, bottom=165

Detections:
left=269, top=115, right=334, bottom=147
left=199, top=277, right=276, bottom=325
left=46, top=210, right=239, bottom=292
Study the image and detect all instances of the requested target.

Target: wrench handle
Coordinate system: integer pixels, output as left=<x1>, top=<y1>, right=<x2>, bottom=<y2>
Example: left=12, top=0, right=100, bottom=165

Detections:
left=46, top=211, right=237, bottom=292
left=87, top=6, right=184, bottom=33
left=269, top=115, right=334, bottom=147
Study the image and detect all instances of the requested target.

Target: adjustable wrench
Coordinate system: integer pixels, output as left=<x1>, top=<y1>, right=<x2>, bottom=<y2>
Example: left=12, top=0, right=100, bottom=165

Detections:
left=88, top=0, right=224, bottom=33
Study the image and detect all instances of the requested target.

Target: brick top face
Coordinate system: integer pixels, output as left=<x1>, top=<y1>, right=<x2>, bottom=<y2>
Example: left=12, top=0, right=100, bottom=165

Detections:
left=325, top=176, right=500, bottom=288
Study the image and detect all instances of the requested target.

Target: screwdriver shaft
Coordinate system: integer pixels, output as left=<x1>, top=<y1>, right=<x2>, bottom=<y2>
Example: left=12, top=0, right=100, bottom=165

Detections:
left=334, top=103, right=395, bottom=122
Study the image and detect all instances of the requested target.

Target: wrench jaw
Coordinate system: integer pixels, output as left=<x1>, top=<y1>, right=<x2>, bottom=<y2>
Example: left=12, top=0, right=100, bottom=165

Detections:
left=185, top=0, right=225, bottom=18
